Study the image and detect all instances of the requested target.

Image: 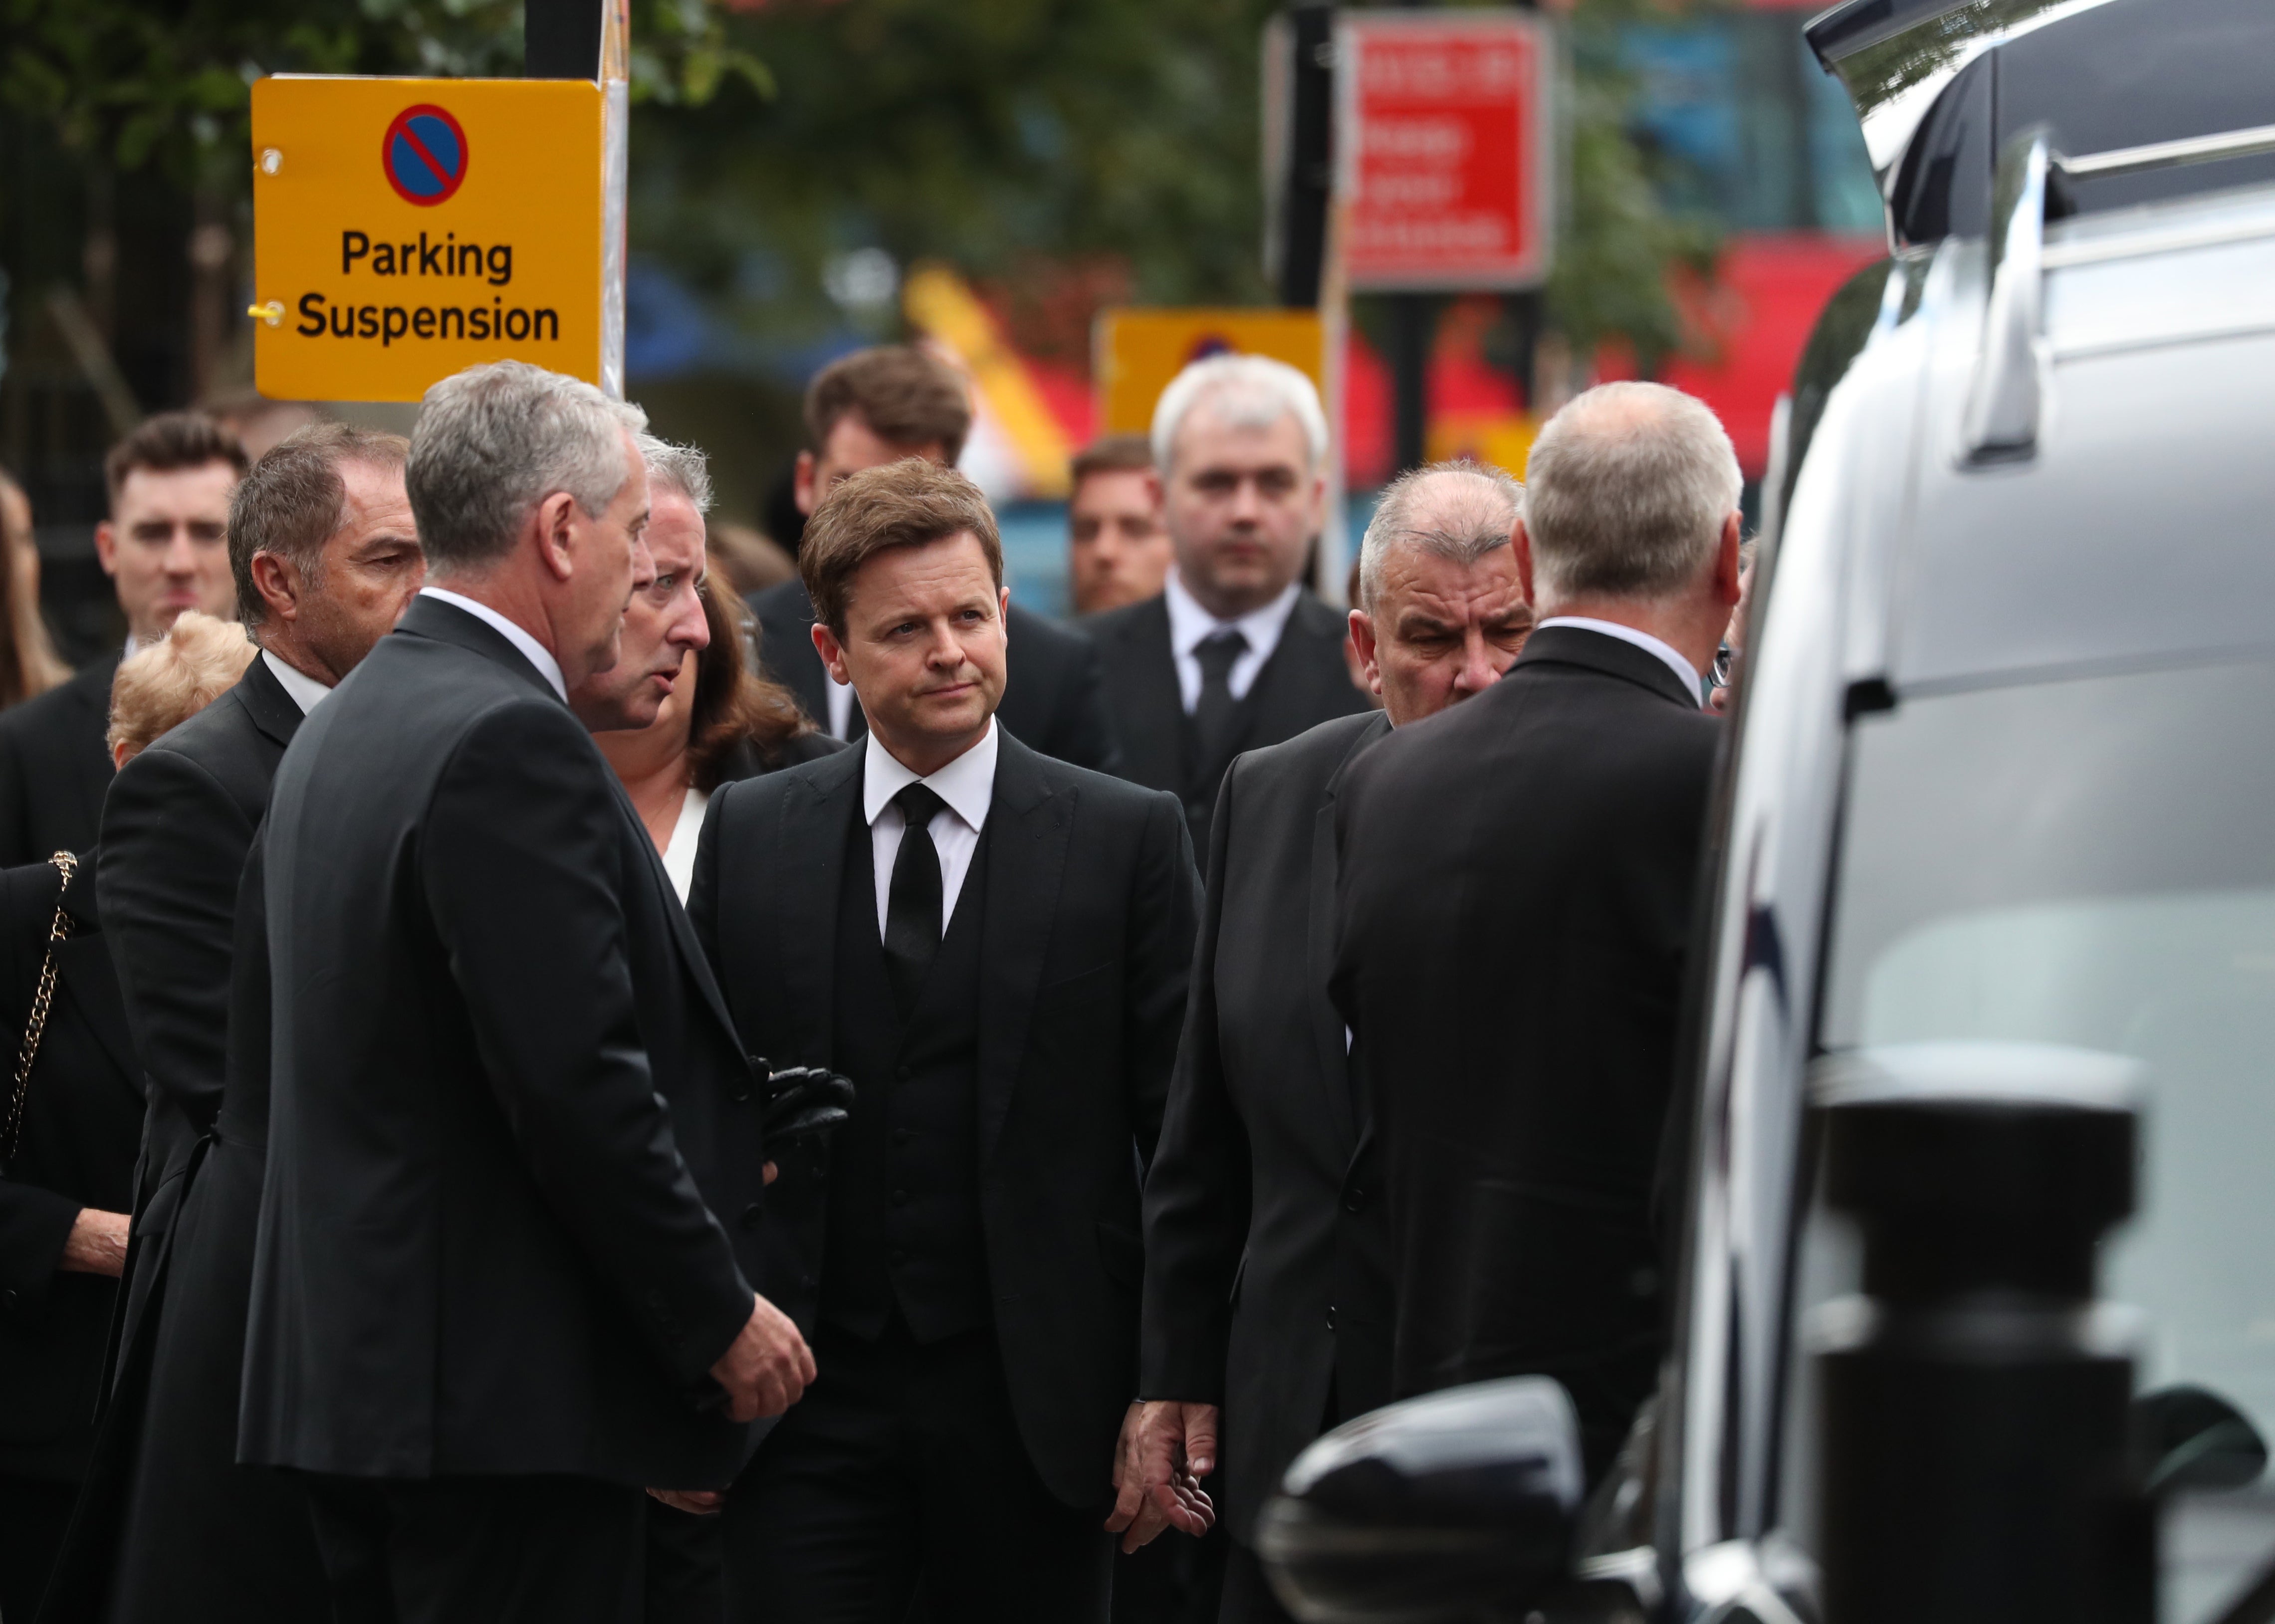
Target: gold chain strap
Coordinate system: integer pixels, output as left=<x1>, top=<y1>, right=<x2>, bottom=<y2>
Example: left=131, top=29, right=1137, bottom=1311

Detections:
left=3, top=851, right=78, bottom=1167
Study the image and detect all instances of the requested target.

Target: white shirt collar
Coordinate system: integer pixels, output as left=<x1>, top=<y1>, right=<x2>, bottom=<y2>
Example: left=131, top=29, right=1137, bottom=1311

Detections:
left=1162, top=570, right=1302, bottom=663
left=260, top=649, right=335, bottom=716
left=418, top=586, right=567, bottom=702
left=1535, top=616, right=1707, bottom=708
left=862, top=718, right=998, bottom=834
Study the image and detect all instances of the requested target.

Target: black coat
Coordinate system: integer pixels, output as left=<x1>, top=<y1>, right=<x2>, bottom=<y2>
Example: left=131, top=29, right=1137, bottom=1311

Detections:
left=0, top=654, right=121, bottom=871
left=686, top=729, right=1198, bottom=1507
left=1138, top=710, right=1395, bottom=1545
left=96, top=653, right=301, bottom=1359
left=1330, top=626, right=1720, bottom=1474
left=0, top=854, right=141, bottom=1483
left=748, top=580, right=1121, bottom=775
left=1083, top=591, right=1369, bottom=833
left=241, top=595, right=759, bottom=1489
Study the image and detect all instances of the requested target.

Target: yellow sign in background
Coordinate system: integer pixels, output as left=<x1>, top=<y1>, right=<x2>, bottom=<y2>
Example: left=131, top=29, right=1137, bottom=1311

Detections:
left=250, top=76, right=604, bottom=402
left=1094, top=309, right=1325, bottom=436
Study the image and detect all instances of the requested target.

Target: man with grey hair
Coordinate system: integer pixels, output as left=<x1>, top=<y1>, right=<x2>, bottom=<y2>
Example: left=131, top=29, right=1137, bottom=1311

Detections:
left=242, top=362, right=812, bottom=1623
left=1114, top=459, right=1533, bottom=1622
left=1088, top=353, right=1367, bottom=835
left=1332, top=381, right=1739, bottom=1485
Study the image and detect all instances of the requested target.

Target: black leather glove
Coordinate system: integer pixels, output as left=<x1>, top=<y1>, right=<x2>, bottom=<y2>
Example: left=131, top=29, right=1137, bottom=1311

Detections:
left=752, top=1060, right=856, bottom=1151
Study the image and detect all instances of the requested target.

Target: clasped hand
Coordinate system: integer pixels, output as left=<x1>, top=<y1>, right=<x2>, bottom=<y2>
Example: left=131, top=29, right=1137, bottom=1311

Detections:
left=1105, top=1400, right=1219, bottom=1553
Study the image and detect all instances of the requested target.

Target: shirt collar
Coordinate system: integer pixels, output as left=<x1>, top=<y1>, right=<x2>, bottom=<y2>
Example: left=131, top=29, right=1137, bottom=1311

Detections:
left=418, top=586, right=568, bottom=702
left=1535, top=616, right=1708, bottom=708
left=260, top=649, right=335, bottom=716
left=1163, top=569, right=1302, bottom=661
left=862, top=718, right=998, bottom=833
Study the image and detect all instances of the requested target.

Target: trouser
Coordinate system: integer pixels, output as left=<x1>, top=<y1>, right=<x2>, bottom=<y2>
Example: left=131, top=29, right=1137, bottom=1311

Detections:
left=0, top=1471, right=76, bottom=1622
left=1216, top=1539, right=1298, bottom=1624
left=722, top=1313, right=1112, bottom=1624
left=644, top=1493, right=726, bottom=1624
left=302, top=1473, right=644, bottom=1624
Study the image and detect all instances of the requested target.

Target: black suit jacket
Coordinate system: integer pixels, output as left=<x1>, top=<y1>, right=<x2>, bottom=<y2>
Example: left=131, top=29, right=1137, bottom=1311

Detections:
left=687, top=728, right=1198, bottom=1507
left=1138, top=709, right=1396, bottom=1545
left=0, top=653, right=122, bottom=870
left=1330, top=626, right=1720, bottom=1473
left=97, top=654, right=301, bottom=1353
left=749, top=580, right=1120, bottom=775
left=1084, top=591, right=1370, bottom=832
left=0, top=853, right=143, bottom=1481
left=240, top=595, right=758, bottom=1488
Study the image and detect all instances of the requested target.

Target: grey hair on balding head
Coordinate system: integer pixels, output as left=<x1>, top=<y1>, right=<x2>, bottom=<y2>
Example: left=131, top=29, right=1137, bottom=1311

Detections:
left=1357, top=460, right=1523, bottom=612
left=407, top=360, right=647, bottom=575
left=641, top=434, right=713, bottom=515
left=1523, top=381, right=1740, bottom=603
left=1151, top=353, right=1330, bottom=473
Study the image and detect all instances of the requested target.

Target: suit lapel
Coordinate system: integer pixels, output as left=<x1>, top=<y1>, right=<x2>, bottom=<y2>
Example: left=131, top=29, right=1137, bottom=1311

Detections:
left=608, top=779, right=744, bottom=1046
left=1115, top=598, right=1185, bottom=789
left=975, top=733, right=1071, bottom=1165
left=1306, top=712, right=1390, bottom=1148
left=776, top=746, right=863, bottom=1065
left=1237, top=595, right=1341, bottom=757
left=230, top=654, right=308, bottom=754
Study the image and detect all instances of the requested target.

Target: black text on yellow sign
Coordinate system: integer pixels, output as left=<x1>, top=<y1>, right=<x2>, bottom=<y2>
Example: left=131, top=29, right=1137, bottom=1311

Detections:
left=250, top=76, right=604, bottom=403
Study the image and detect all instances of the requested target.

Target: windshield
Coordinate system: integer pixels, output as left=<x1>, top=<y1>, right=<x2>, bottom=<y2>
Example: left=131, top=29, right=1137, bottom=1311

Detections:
left=1790, top=659, right=2275, bottom=1622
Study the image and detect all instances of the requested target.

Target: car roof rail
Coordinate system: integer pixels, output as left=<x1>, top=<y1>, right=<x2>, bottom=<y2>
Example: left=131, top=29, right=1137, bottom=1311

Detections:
left=1963, top=117, right=2275, bottom=462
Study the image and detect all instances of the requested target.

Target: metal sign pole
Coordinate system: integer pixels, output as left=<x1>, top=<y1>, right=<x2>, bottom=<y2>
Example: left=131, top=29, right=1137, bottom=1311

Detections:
left=526, top=0, right=628, bottom=399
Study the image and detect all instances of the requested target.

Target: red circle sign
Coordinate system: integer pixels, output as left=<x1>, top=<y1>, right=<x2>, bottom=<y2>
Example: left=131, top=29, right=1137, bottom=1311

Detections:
left=382, top=104, right=469, bottom=206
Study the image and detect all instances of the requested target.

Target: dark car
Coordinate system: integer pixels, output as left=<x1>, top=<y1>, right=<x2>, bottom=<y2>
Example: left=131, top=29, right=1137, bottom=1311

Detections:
left=1257, top=2, right=2275, bottom=1619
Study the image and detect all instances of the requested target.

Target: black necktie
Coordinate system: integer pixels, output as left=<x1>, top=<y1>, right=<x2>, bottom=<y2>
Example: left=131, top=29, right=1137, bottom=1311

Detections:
left=883, top=783, right=946, bottom=1019
left=1192, top=627, right=1251, bottom=768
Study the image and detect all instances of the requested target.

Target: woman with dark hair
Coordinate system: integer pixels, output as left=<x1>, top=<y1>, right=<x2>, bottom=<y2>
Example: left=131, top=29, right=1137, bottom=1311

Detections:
left=600, top=574, right=845, bottom=901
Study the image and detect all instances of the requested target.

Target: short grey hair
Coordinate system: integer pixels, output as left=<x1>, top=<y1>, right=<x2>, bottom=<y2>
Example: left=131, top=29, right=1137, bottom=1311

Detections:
left=1357, top=460, right=1523, bottom=612
left=1523, top=382, right=1741, bottom=602
left=641, top=435, right=713, bottom=515
left=1151, top=354, right=1330, bottom=474
left=407, top=361, right=648, bottom=574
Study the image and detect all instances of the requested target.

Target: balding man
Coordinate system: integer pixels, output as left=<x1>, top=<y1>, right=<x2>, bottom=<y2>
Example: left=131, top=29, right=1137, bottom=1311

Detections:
left=1087, top=355, right=1369, bottom=835
left=1333, top=383, right=1738, bottom=1481
left=1115, top=463, right=1532, bottom=1622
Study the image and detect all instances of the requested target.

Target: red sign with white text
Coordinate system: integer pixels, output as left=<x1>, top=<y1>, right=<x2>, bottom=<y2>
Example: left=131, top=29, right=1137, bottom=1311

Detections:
left=1342, top=11, right=1553, bottom=291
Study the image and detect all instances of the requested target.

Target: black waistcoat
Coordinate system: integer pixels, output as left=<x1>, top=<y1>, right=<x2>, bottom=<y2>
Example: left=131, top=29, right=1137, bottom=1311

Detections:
left=1178, top=690, right=1263, bottom=829
left=821, top=811, right=992, bottom=1344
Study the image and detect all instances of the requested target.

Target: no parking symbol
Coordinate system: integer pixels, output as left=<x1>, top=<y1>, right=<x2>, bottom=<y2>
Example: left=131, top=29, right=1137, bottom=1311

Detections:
left=383, top=104, right=469, bottom=206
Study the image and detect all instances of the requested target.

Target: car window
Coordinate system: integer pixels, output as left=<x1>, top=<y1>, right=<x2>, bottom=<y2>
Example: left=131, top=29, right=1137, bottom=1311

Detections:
left=1782, top=659, right=2275, bottom=1622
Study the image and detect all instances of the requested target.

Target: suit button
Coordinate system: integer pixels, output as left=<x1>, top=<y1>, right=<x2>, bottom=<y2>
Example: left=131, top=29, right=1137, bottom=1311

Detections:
left=1326, top=1305, right=1338, bottom=1332
left=739, top=1203, right=763, bottom=1231
left=1344, top=1187, right=1367, bottom=1214
left=891, top=1189, right=908, bottom=1207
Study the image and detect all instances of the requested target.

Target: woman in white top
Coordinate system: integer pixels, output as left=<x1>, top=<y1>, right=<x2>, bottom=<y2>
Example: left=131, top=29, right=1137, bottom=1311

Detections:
left=599, top=579, right=844, bottom=901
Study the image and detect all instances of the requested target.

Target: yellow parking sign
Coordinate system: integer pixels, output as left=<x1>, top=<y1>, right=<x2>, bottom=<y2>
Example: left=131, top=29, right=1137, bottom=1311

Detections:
left=1094, top=308, right=1326, bottom=436
left=248, top=76, right=608, bottom=401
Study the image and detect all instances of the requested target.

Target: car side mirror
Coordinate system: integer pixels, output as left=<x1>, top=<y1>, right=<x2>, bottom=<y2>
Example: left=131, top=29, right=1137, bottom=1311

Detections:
left=2137, top=1384, right=2268, bottom=1495
left=1255, top=1376, right=1584, bottom=1623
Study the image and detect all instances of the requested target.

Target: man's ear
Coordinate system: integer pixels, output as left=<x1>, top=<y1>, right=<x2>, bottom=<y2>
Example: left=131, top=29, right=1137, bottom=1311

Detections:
left=94, top=520, right=119, bottom=577
left=1513, top=518, right=1538, bottom=606
left=1348, top=609, right=1383, bottom=697
left=793, top=451, right=818, bottom=519
left=1714, top=512, right=1744, bottom=607
left=249, top=551, right=302, bottom=625
left=534, top=491, right=580, bottom=584
left=998, top=586, right=1011, bottom=634
left=811, top=618, right=853, bottom=688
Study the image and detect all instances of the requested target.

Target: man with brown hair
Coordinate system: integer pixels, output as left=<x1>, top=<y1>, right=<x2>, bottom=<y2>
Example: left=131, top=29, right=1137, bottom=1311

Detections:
left=688, top=458, right=1200, bottom=1622
left=0, top=410, right=247, bottom=867
left=57, top=423, right=424, bottom=1624
left=750, top=345, right=1119, bottom=771
left=1067, top=433, right=1170, bottom=617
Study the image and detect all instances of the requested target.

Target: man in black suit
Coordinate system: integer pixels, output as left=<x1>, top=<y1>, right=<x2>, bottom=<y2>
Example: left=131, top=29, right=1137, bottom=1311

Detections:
left=1085, top=355, right=1369, bottom=835
left=688, top=458, right=1199, bottom=1622
left=242, top=361, right=813, bottom=1623
left=749, top=345, right=1119, bottom=773
left=1117, top=462, right=1533, bottom=1622
left=0, top=412, right=245, bottom=867
left=1332, top=382, right=1741, bottom=1478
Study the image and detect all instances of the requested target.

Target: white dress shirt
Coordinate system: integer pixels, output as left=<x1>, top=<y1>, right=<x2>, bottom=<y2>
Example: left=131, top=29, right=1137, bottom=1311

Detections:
left=863, top=721, right=997, bottom=940
left=418, top=587, right=567, bottom=702
left=260, top=649, right=334, bottom=716
left=1535, top=616, right=1708, bottom=709
left=662, top=786, right=711, bottom=904
left=826, top=675, right=858, bottom=741
left=1163, top=570, right=1302, bottom=714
